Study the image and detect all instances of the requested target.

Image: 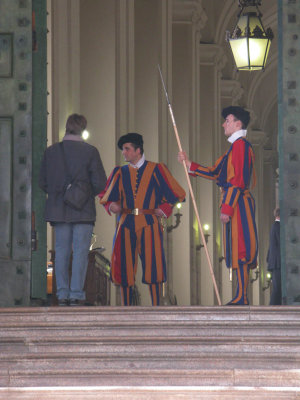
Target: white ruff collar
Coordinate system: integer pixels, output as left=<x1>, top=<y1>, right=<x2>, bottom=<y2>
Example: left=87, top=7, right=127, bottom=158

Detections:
left=227, top=129, right=247, bottom=144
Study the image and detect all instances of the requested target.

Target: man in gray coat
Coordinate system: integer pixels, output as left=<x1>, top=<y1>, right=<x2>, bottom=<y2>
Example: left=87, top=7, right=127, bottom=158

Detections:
left=39, top=114, right=107, bottom=306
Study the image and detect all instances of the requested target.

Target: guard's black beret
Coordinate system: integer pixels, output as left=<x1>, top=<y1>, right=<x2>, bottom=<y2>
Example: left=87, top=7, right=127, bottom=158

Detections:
left=117, top=133, right=144, bottom=149
left=222, top=106, right=250, bottom=128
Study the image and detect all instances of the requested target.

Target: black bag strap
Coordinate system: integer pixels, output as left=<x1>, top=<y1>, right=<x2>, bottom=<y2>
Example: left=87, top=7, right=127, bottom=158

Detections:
left=60, top=142, right=81, bottom=184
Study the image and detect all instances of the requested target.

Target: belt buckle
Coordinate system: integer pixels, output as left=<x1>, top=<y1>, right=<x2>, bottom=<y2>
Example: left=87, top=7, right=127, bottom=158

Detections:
left=132, top=208, right=139, bottom=216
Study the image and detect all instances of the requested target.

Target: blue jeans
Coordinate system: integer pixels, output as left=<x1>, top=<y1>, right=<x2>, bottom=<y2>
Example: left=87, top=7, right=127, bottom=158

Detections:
left=54, top=223, right=93, bottom=300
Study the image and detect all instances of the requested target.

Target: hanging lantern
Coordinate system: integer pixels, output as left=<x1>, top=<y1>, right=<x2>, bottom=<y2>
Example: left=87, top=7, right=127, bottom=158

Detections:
left=226, top=0, right=274, bottom=71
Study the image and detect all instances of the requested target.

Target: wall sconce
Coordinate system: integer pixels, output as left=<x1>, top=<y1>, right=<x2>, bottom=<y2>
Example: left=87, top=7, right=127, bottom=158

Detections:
left=167, top=202, right=183, bottom=233
left=196, top=224, right=210, bottom=251
left=262, top=271, right=272, bottom=291
left=250, top=266, right=259, bottom=283
left=82, top=130, right=90, bottom=140
left=226, top=0, right=274, bottom=71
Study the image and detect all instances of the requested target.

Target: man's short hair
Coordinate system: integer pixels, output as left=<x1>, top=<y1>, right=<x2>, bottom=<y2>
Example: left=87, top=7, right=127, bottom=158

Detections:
left=222, top=106, right=250, bottom=129
left=66, top=114, right=87, bottom=135
left=274, top=208, right=280, bottom=218
left=117, top=133, right=144, bottom=155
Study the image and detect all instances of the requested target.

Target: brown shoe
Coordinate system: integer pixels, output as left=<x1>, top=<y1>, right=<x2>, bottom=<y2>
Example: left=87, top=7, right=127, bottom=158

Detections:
left=58, top=299, right=69, bottom=307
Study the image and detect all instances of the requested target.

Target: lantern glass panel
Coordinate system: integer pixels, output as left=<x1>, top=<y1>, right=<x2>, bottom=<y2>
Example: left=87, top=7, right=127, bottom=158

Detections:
left=229, top=37, right=270, bottom=70
left=229, top=37, right=249, bottom=68
left=249, top=37, right=269, bottom=65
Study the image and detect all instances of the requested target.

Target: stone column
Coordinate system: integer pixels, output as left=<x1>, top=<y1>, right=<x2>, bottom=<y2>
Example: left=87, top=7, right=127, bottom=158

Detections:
left=134, top=0, right=177, bottom=305
left=116, top=0, right=135, bottom=152
left=172, top=0, right=207, bottom=305
left=197, top=44, right=226, bottom=305
left=80, top=0, right=117, bottom=304
left=51, top=0, right=80, bottom=141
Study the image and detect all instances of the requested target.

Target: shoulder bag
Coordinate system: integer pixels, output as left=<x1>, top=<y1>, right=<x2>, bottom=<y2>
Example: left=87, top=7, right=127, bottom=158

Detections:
left=60, top=142, right=92, bottom=210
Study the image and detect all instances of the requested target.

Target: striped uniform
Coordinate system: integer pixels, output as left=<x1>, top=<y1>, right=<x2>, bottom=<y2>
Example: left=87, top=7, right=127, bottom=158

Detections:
left=99, top=161, right=185, bottom=305
left=189, top=137, right=258, bottom=305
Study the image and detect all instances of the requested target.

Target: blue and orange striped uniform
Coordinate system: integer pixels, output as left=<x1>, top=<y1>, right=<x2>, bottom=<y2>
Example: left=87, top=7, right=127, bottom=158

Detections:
left=189, top=137, right=258, bottom=305
left=99, top=161, right=185, bottom=305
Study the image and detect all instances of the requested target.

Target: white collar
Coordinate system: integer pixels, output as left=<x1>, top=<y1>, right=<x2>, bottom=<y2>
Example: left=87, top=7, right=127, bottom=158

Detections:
left=130, top=154, right=145, bottom=169
left=227, top=129, right=247, bottom=144
left=63, top=134, right=84, bottom=142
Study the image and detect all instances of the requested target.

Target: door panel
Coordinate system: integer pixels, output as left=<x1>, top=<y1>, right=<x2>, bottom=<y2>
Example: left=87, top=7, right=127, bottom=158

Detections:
left=0, top=118, right=13, bottom=259
left=0, top=0, right=32, bottom=306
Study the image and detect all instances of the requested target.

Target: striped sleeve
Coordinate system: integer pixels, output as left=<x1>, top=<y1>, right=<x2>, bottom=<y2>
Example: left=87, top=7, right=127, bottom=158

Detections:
left=156, top=163, right=186, bottom=218
left=98, top=167, right=121, bottom=214
left=189, top=153, right=226, bottom=181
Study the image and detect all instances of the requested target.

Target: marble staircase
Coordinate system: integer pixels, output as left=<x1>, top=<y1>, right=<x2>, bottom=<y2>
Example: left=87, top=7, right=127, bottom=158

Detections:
left=0, top=306, right=299, bottom=399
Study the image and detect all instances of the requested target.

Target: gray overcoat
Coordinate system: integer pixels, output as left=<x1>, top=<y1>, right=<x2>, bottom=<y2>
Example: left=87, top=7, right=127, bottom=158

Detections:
left=39, top=139, right=107, bottom=223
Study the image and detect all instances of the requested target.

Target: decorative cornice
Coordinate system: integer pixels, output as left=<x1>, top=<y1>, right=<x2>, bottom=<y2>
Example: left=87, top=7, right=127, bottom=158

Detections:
left=173, top=0, right=207, bottom=30
left=221, top=80, right=244, bottom=104
left=248, top=129, right=267, bottom=145
left=199, top=44, right=227, bottom=71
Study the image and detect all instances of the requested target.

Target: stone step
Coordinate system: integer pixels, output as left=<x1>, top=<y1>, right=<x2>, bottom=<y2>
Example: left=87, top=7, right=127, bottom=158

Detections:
left=0, top=306, right=299, bottom=391
left=0, top=386, right=299, bottom=400
left=0, top=339, right=299, bottom=368
left=0, top=306, right=299, bottom=337
left=1, top=305, right=299, bottom=323
left=1, top=366, right=300, bottom=388
left=1, top=336, right=299, bottom=353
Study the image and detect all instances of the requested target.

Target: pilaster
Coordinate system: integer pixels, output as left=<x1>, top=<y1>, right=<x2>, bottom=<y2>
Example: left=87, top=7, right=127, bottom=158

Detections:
left=79, top=0, right=117, bottom=304
left=51, top=0, right=80, bottom=141
left=198, top=44, right=225, bottom=305
left=172, top=0, right=207, bottom=305
left=116, top=0, right=135, bottom=149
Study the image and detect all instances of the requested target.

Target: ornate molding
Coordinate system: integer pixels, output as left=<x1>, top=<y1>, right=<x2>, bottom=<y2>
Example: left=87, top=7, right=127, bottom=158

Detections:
left=173, top=0, right=207, bottom=30
left=248, top=129, right=267, bottom=146
left=221, top=80, right=244, bottom=104
left=199, top=44, right=227, bottom=71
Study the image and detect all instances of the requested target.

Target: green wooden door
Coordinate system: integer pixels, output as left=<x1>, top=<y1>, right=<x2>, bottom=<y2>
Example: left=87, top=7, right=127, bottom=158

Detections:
left=0, top=0, right=47, bottom=306
left=278, top=0, right=300, bottom=305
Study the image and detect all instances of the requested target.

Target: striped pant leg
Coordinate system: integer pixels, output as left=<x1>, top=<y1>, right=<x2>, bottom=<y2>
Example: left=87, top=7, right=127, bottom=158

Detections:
left=230, top=261, right=250, bottom=305
left=137, top=223, right=166, bottom=306
left=115, top=226, right=138, bottom=306
left=138, top=223, right=166, bottom=275
left=120, top=286, right=134, bottom=306
left=148, top=283, right=162, bottom=306
left=141, top=223, right=166, bottom=284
